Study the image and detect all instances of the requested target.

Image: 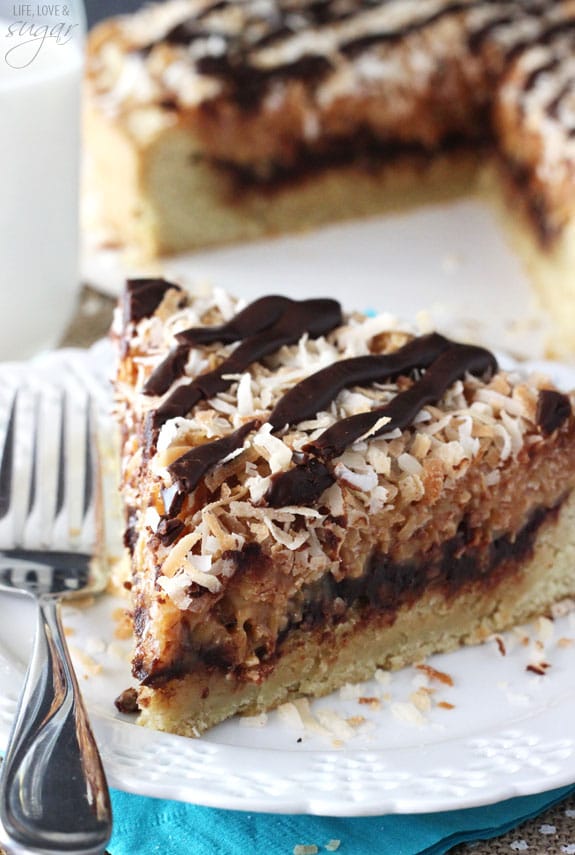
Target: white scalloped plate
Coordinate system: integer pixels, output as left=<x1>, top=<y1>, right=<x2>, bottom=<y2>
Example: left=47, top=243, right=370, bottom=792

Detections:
left=1, top=344, right=575, bottom=816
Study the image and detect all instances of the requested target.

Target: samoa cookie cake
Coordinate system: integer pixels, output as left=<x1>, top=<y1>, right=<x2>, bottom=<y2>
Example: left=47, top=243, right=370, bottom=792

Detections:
left=112, top=278, right=575, bottom=737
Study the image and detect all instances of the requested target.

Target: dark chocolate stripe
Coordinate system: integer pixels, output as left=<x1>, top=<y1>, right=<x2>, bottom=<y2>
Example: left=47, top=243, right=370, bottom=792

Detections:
left=305, top=342, right=497, bottom=460
left=124, top=278, right=182, bottom=326
left=217, top=131, right=488, bottom=191
left=505, top=18, right=575, bottom=64
left=139, top=0, right=574, bottom=111
left=158, top=332, right=449, bottom=501
left=468, top=12, right=517, bottom=52
left=144, top=295, right=293, bottom=397
left=266, top=458, right=334, bottom=508
left=264, top=340, right=497, bottom=508
left=163, top=18, right=220, bottom=46
left=467, top=0, right=548, bottom=53
left=196, top=0, right=233, bottom=20
left=159, top=0, right=388, bottom=54
left=534, top=18, right=575, bottom=46
left=167, top=419, right=259, bottom=492
left=268, top=332, right=452, bottom=430
left=340, top=0, right=528, bottom=59
left=147, top=296, right=343, bottom=439
left=548, top=79, right=575, bottom=119
left=195, top=52, right=333, bottom=108
left=143, top=345, right=190, bottom=397
left=176, top=295, right=293, bottom=345
left=341, top=1, right=469, bottom=57
left=536, top=389, right=572, bottom=435
left=523, top=56, right=560, bottom=93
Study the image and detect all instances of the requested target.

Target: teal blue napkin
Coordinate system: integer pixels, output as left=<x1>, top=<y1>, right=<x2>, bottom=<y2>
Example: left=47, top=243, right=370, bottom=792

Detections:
left=108, top=784, right=574, bottom=855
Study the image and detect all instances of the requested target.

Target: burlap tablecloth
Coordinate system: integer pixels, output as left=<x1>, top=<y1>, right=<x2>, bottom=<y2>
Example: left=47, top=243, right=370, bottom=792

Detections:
left=34, top=287, right=572, bottom=854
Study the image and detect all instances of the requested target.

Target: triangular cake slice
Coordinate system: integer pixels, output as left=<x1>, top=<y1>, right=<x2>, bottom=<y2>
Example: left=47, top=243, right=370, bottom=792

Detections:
left=113, top=279, right=575, bottom=736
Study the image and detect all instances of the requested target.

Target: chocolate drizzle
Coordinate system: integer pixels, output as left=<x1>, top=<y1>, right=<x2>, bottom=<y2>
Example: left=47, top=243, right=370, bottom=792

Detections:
left=176, top=295, right=293, bottom=346
left=269, top=332, right=452, bottom=430
left=124, top=278, right=182, bottom=326
left=144, top=295, right=293, bottom=397
left=196, top=53, right=333, bottom=109
left=304, top=342, right=498, bottom=460
left=341, top=0, right=477, bottom=58
left=266, top=458, right=334, bottom=509
left=135, top=0, right=574, bottom=113
left=147, top=296, right=343, bottom=439
left=263, top=341, right=497, bottom=507
left=536, top=389, right=572, bottom=435
left=548, top=79, right=575, bottom=121
left=467, top=13, right=518, bottom=52
left=523, top=56, right=560, bottom=94
left=156, top=517, right=186, bottom=547
left=136, top=282, right=504, bottom=508
left=143, top=345, right=190, bottom=397
left=505, top=18, right=575, bottom=64
left=167, top=419, right=259, bottom=492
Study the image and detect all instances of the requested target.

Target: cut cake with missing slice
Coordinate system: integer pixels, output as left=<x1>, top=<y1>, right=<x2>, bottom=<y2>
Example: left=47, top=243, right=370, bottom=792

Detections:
left=113, top=278, right=575, bottom=737
left=86, top=0, right=575, bottom=352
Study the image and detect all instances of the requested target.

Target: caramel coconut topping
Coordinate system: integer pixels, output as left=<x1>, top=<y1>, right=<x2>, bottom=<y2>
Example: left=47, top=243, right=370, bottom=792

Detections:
left=117, top=279, right=572, bottom=511
left=108, top=0, right=575, bottom=115
left=146, top=295, right=343, bottom=441
left=88, top=0, right=575, bottom=254
left=118, top=279, right=575, bottom=514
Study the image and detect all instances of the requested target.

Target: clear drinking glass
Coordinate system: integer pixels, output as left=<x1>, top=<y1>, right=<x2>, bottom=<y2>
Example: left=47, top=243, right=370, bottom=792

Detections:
left=0, top=0, right=85, bottom=361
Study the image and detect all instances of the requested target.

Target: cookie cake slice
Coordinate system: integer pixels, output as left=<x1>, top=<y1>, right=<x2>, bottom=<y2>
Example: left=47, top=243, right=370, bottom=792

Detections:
left=113, top=278, right=575, bottom=737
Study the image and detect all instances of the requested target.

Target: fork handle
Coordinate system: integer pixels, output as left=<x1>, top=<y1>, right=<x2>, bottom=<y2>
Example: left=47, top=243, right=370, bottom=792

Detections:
left=0, top=596, right=112, bottom=855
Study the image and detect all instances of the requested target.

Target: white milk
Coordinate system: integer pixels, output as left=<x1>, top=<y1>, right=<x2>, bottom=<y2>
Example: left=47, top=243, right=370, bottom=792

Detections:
left=0, top=23, right=83, bottom=360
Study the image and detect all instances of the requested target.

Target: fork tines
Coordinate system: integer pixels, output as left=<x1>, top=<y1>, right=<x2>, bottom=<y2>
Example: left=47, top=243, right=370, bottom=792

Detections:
left=0, top=380, right=96, bottom=555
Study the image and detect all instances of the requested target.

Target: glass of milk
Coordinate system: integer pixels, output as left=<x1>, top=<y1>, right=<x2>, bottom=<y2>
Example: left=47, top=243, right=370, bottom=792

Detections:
left=0, top=1, right=85, bottom=361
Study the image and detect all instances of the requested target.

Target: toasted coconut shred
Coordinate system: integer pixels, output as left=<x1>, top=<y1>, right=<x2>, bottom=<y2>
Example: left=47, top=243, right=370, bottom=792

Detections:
left=117, top=285, right=570, bottom=621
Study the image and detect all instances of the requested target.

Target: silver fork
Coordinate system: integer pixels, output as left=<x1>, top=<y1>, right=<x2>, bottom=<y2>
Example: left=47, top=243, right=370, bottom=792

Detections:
left=0, top=381, right=112, bottom=855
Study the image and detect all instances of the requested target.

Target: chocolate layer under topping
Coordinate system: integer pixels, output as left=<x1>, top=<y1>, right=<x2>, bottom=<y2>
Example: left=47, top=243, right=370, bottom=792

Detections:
left=272, top=498, right=565, bottom=658
left=135, top=496, right=566, bottom=685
